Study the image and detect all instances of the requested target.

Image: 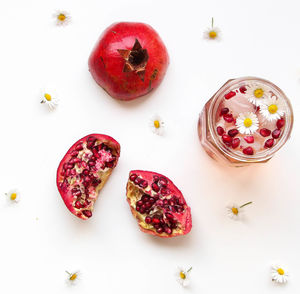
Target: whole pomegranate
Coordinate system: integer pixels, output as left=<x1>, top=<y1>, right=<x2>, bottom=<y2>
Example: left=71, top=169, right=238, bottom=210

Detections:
left=88, top=22, right=169, bottom=101
left=57, top=134, right=120, bottom=220
left=126, top=170, right=192, bottom=238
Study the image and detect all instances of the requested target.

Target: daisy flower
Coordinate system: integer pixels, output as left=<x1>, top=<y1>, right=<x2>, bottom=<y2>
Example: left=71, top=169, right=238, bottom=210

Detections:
left=53, top=10, right=71, bottom=26
left=175, top=266, right=192, bottom=287
left=260, top=96, right=285, bottom=122
left=244, top=83, right=271, bottom=106
left=236, top=112, right=259, bottom=135
left=66, top=270, right=80, bottom=285
left=40, top=91, right=59, bottom=111
left=271, top=265, right=288, bottom=284
left=5, top=189, right=20, bottom=203
left=204, top=17, right=221, bottom=40
left=149, top=115, right=165, bottom=135
left=227, top=202, right=252, bottom=220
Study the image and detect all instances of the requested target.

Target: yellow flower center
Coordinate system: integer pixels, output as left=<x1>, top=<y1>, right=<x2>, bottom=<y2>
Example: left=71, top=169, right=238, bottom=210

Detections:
left=58, top=13, right=66, bottom=21
left=10, top=193, right=17, bottom=201
left=209, top=31, right=217, bottom=39
left=254, top=88, right=264, bottom=98
left=154, top=120, right=160, bottom=129
left=268, top=104, right=278, bottom=114
left=180, top=271, right=186, bottom=279
left=231, top=207, right=238, bottom=215
left=243, top=118, right=253, bottom=128
left=44, top=93, right=52, bottom=101
left=277, top=268, right=284, bottom=275
left=69, top=273, right=77, bottom=281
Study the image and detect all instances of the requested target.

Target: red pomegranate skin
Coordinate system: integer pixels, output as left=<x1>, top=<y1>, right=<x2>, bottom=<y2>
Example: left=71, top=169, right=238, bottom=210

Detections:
left=88, top=22, right=169, bottom=101
left=57, top=134, right=120, bottom=220
left=126, top=170, right=192, bottom=238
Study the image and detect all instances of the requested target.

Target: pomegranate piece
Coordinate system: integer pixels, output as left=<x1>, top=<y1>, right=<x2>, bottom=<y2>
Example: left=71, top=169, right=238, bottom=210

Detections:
left=56, top=134, right=120, bottom=220
left=244, top=136, right=254, bottom=144
left=276, top=119, right=285, bottom=129
left=224, top=91, right=236, bottom=100
left=264, top=138, right=274, bottom=148
left=88, top=22, right=169, bottom=101
left=239, top=86, right=247, bottom=93
left=220, top=107, right=229, bottom=115
left=272, top=129, right=281, bottom=139
left=228, top=129, right=239, bottom=137
left=232, top=138, right=240, bottom=149
left=243, top=147, right=254, bottom=155
left=222, top=134, right=232, bottom=146
left=223, top=113, right=234, bottom=123
left=217, top=126, right=225, bottom=136
left=126, top=171, right=192, bottom=238
left=260, top=128, right=271, bottom=137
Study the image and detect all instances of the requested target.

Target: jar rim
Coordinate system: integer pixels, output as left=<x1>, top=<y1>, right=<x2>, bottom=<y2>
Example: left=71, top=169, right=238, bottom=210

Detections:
left=207, top=77, right=294, bottom=163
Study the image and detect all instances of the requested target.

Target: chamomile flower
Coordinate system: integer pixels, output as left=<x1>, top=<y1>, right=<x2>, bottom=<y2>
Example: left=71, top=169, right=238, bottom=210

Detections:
left=227, top=202, right=252, bottom=220
left=175, top=266, right=192, bottom=287
left=204, top=18, right=221, bottom=40
left=260, top=96, right=285, bottom=122
left=244, top=83, right=271, bottom=106
left=53, top=10, right=71, bottom=26
left=40, top=91, right=59, bottom=111
left=271, top=265, right=289, bottom=284
left=149, top=115, right=165, bottom=135
left=236, top=112, right=259, bottom=135
left=5, top=189, right=20, bottom=203
left=66, top=270, right=80, bottom=285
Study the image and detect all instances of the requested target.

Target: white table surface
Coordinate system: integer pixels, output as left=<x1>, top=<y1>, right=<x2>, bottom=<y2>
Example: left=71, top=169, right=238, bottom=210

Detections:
left=0, top=0, right=299, bottom=293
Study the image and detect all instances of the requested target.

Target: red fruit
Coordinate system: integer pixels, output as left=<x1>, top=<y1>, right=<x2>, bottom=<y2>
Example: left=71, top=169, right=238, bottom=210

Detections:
left=232, top=138, right=240, bottom=149
left=223, top=113, right=234, bottom=123
left=224, top=91, right=236, bottom=100
left=228, top=129, right=239, bottom=137
left=243, top=147, right=254, bottom=155
left=88, top=22, right=169, bottom=101
left=264, top=138, right=274, bottom=148
left=239, top=86, right=247, bottom=93
left=217, top=126, right=225, bottom=136
left=56, top=134, right=120, bottom=220
left=126, top=170, right=192, bottom=238
left=222, top=134, right=232, bottom=145
left=260, top=128, right=271, bottom=137
left=276, top=118, right=285, bottom=129
left=220, top=107, right=229, bottom=115
left=272, top=129, right=281, bottom=139
left=244, top=136, right=254, bottom=143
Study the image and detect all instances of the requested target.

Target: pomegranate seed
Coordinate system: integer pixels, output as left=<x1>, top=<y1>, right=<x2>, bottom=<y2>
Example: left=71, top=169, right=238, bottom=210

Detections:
left=165, top=212, right=173, bottom=219
left=145, top=216, right=152, bottom=224
left=228, top=129, right=239, bottom=137
left=153, top=175, right=159, bottom=182
left=217, top=126, right=224, bottom=136
left=136, top=206, right=140, bottom=212
left=92, top=148, right=100, bottom=158
left=239, top=86, right=247, bottom=93
left=137, top=200, right=143, bottom=206
left=224, top=91, right=236, bottom=100
left=88, top=161, right=95, bottom=166
left=156, top=200, right=163, bottom=206
left=220, top=107, right=229, bottom=115
left=161, top=188, right=170, bottom=196
left=231, top=138, right=240, bottom=149
left=243, top=147, right=254, bottom=155
left=65, top=169, right=71, bottom=177
left=223, top=114, right=234, bottom=123
left=156, top=227, right=164, bottom=234
left=70, top=150, right=79, bottom=157
left=152, top=183, right=160, bottom=192
left=149, top=197, right=155, bottom=203
left=159, top=177, right=168, bottom=187
left=244, top=136, right=254, bottom=144
left=260, top=128, right=271, bottom=137
left=163, top=199, right=169, bottom=205
left=264, top=138, right=274, bottom=148
left=82, top=169, right=89, bottom=176
left=75, top=143, right=83, bottom=151
left=222, top=134, right=232, bottom=145
left=152, top=218, right=160, bottom=224
left=130, top=174, right=137, bottom=181
left=277, top=118, right=285, bottom=129
left=134, top=177, right=142, bottom=185
left=82, top=210, right=92, bottom=218
left=177, top=207, right=184, bottom=213
left=272, top=129, right=281, bottom=139
left=67, top=163, right=74, bottom=169
left=70, top=169, right=76, bottom=176
left=105, top=161, right=114, bottom=168
left=164, top=226, right=172, bottom=234
left=75, top=201, right=82, bottom=209
left=139, top=180, right=148, bottom=188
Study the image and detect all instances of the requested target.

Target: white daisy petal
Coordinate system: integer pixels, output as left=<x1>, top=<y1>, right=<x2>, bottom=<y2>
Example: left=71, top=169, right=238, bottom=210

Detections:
left=271, top=265, right=288, bottom=284
left=235, top=112, right=259, bottom=135
left=260, top=96, right=285, bottom=121
left=66, top=270, right=80, bottom=286
left=244, top=83, right=271, bottom=106
left=175, top=266, right=192, bottom=287
left=53, top=10, right=71, bottom=26
left=203, top=27, right=221, bottom=40
left=41, top=91, right=59, bottom=111
left=149, top=115, right=164, bottom=135
left=5, top=189, right=20, bottom=203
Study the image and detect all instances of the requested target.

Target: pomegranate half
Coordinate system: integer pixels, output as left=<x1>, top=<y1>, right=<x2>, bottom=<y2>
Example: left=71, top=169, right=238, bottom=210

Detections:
left=88, top=22, right=169, bottom=101
left=126, top=170, right=192, bottom=238
left=57, top=134, right=120, bottom=220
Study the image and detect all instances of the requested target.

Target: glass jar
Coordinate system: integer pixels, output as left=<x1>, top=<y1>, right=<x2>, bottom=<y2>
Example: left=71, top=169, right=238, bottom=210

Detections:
left=198, top=77, right=293, bottom=167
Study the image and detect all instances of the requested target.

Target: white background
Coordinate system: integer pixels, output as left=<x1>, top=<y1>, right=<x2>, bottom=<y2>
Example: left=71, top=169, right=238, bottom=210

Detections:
left=0, top=0, right=299, bottom=293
